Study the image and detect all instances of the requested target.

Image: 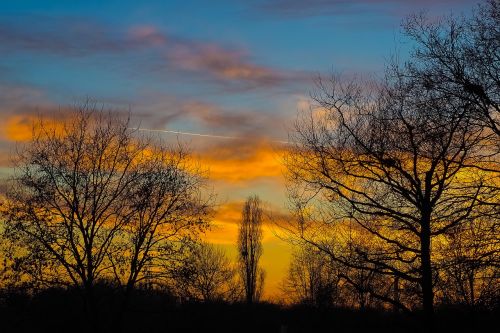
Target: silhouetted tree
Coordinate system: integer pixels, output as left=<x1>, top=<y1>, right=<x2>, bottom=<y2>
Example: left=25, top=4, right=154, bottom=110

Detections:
left=282, top=2, right=500, bottom=324
left=172, top=242, right=240, bottom=302
left=283, top=229, right=400, bottom=310
left=334, top=233, right=395, bottom=311
left=401, top=0, right=500, bottom=311
left=401, top=10, right=500, bottom=307
left=283, top=245, right=340, bottom=307
left=435, top=216, right=500, bottom=309
left=109, top=142, right=212, bottom=305
left=1, top=106, right=141, bottom=322
left=0, top=103, right=212, bottom=326
left=403, top=0, right=499, bottom=138
left=284, top=67, right=498, bottom=327
left=238, top=195, right=265, bottom=304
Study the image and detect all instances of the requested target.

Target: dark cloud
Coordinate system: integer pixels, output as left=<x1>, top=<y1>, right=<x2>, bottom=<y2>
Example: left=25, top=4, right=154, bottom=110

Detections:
left=251, top=0, right=474, bottom=18
left=0, top=18, right=132, bottom=56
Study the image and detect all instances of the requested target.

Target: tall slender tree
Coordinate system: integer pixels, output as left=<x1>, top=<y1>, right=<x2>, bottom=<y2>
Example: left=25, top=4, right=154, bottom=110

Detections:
left=237, top=195, right=265, bottom=304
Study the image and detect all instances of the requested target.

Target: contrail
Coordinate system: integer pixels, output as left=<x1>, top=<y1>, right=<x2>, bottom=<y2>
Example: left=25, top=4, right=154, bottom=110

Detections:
left=129, top=127, right=290, bottom=144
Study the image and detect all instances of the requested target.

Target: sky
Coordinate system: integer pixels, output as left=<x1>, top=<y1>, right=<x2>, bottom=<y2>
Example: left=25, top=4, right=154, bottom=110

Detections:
left=0, top=0, right=477, bottom=298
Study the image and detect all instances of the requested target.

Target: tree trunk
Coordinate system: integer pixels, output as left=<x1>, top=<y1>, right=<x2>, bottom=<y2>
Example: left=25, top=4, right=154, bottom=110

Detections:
left=393, top=276, right=400, bottom=313
left=82, top=282, right=99, bottom=333
left=115, top=283, right=134, bottom=333
left=420, top=215, right=434, bottom=330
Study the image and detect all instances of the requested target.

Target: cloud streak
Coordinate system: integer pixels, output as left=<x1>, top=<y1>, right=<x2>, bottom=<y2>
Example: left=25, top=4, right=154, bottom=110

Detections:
left=167, top=43, right=287, bottom=87
left=0, top=18, right=131, bottom=56
left=205, top=200, right=292, bottom=244
left=0, top=19, right=306, bottom=90
left=134, top=128, right=289, bottom=144
left=130, top=94, right=291, bottom=140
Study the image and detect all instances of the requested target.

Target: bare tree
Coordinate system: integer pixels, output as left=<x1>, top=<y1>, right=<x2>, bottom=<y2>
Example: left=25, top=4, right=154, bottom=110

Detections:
left=283, top=225, right=401, bottom=310
left=283, top=244, right=341, bottom=307
left=238, top=195, right=265, bottom=304
left=403, top=0, right=499, bottom=138
left=284, top=69, right=498, bottom=326
left=331, top=231, right=395, bottom=311
left=1, top=106, right=140, bottom=319
left=0, top=103, right=212, bottom=323
left=435, top=216, right=500, bottom=309
left=172, top=242, right=240, bottom=302
left=109, top=143, right=213, bottom=305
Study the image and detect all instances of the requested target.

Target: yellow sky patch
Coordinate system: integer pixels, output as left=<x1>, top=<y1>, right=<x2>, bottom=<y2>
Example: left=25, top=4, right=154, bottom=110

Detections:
left=203, top=200, right=293, bottom=298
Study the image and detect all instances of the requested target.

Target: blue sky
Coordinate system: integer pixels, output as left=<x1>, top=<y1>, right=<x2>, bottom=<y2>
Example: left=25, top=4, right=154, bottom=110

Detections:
left=1, top=1, right=474, bottom=108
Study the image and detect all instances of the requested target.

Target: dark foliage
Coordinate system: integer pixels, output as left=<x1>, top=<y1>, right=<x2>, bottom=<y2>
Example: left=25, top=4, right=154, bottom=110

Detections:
left=0, top=286, right=497, bottom=333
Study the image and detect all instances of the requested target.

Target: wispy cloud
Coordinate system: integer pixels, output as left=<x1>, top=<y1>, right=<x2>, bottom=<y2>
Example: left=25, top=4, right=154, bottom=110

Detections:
left=205, top=199, right=292, bottom=244
left=131, top=94, right=290, bottom=139
left=0, top=18, right=130, bottom=56
left=167, top=43, right=286, bottom=87
left=0, top=84, right=292, bottom=174
left=0, top=19, right=307, bottom=90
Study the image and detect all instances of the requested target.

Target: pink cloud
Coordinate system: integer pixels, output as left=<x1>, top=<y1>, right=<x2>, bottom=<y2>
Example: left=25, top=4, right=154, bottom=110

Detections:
left=128, top=25, right=168, bottom=46
left=168, top=44, right=284, bottom=86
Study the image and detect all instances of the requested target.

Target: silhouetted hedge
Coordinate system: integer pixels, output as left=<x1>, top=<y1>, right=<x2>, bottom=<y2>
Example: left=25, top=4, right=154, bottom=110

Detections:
left=0, top=286, right=497, bottom=332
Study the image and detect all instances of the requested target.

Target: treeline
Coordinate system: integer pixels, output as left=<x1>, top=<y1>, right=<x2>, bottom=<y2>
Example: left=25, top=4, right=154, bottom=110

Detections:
left=0, top=285, right=497, bottom=333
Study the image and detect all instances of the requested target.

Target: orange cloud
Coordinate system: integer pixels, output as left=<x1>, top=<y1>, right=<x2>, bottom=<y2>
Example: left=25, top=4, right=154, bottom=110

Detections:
left=196, top=140, right=286, bottom=183
left=1, top=18, right=313, bottom=93
left=1, top=113, right=72, bottom=142
left=2, top=115, right=35, bottom=141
